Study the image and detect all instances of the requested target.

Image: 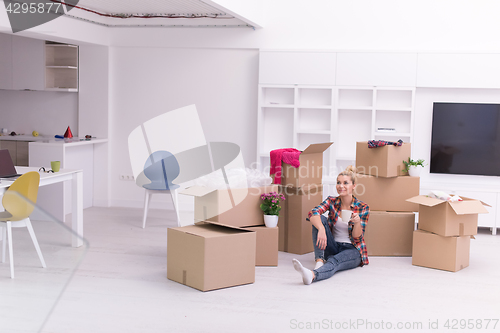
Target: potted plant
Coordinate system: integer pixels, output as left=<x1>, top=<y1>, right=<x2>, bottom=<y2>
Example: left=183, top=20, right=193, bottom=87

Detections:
left=260, top=191, right=285, bottom=228
left=403, top=158, right=425, bottom=177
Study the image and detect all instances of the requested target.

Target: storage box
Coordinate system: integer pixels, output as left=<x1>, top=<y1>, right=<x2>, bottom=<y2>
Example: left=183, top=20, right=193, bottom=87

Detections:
left=181, top=185, right=280, bottom=227
left=356, top=141, right=411, bottom=178
left=278, top=184, right=323, bottom=254
left=364, top=211, right=415, bottom=256
left=412, top=230, right=471, bottom=272
left=280, top=142, right=333, bottom=188
left=244, top=226, right=278, bottom=266
left=406, top=195, right=489, bottom=236
left=354, top=174, right=420, bottom=212
left=167, top=222, right=256, bottom=291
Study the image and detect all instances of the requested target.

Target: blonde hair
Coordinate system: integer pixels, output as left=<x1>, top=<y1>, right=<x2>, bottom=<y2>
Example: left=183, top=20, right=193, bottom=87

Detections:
left=337, top=165, right=356, bottom=184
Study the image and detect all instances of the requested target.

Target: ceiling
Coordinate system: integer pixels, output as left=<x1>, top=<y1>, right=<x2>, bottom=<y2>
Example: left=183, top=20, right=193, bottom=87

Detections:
left=61, top=0, right=258, bottom=28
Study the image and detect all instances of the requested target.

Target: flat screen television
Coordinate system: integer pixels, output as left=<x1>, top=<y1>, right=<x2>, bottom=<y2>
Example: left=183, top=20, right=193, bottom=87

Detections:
left=430, top=102, right=500, bottom=177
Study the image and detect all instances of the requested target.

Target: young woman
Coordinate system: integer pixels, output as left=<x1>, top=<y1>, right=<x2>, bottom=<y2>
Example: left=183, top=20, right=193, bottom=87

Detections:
left=292, top=166, right=370, bottom=284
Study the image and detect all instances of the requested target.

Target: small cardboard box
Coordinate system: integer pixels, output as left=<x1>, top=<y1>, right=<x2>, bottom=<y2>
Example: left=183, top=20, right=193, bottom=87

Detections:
left=280, top=142, right=333, bottom=188
left=406, top=195, right=489, bottom=236
left=167, top=222, right=256, bottom=291
left=412, top=230, right=471, bottom=272
left=354, top=174, right=420, bottom=212
left=244, top=226, right=278, bottom=266
left=181, top=185, right=280, bottom=228
left=364, top=211, right=415, bottom=256
left=278, top=184, right=323, bottom=255
left=356, top=141, right=411, bottom=178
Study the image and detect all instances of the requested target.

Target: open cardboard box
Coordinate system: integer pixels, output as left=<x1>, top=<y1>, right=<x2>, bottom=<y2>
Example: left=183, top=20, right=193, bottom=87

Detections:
left=181, top=185, right=280, bottom=228
left=354, top=174, right=420, bottom=212
left=406, top=195, right=490, bottom=236
left=243, top=226, right=279, bottom=266
left=412, top=229, right=471, bottom=272
left=279, top=142, right=333, bottom=188
left=364, top=211, right=415, bottom=256
left=356, top=141, right=411, bottom=178
left=167, top=221, right=256, bottom=292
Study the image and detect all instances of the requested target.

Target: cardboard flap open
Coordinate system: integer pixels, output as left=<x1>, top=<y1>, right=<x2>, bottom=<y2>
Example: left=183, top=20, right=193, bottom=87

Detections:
left=301, top=142, right=333, bottom=155
left=182, top=222, right=253, bottom=238
left=180, top=185, right=217, bottom=197
left=406, top=195, right=445, bottom=207
left=449, top=200, right=490, bottom=215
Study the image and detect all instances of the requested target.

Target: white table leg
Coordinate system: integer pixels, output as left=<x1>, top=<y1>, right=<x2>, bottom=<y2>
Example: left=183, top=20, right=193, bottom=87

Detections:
left=72, top=171, right=84, bottom=247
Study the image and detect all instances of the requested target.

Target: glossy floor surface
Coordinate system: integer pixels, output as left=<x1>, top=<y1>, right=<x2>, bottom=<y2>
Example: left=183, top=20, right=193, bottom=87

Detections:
left=1, top=207, right=499, bottom=333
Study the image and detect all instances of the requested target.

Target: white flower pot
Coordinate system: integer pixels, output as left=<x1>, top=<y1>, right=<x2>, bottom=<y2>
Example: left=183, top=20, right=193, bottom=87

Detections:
left=408, top=165, right=422, bottom=177
left=264, top=215, right=279, bottom=228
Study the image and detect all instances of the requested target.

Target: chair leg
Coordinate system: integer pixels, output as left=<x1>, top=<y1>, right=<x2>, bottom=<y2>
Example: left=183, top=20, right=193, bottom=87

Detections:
left=170, top=190, right=180, bottom=227
left=1, top=226, right=5, bottom=263
left=7, top=222, right=14, bottom=278
left=142, top=190, right=152, bottom=229
left=25, top=219, right=46, bottom=268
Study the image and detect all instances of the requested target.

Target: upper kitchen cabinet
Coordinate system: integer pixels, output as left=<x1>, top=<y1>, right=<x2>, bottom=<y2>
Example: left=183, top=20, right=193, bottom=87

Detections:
left=12, top=35, right=45, bottom=90
left=45, top=42, right=79, bottom=91
left=0, top=34, right=13, bottom=90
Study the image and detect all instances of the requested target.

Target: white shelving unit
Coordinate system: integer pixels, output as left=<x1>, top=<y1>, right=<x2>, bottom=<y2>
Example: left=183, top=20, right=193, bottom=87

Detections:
left=45, top=42, right=78, bottom=92
left=257, top=85, right=414, bottom=178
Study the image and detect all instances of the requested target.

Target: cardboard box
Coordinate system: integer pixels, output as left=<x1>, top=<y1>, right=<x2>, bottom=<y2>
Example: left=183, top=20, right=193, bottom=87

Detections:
left=354, top=174, right=420, bottom=212
left=356, top=141, right=411, bottom=178
left=279, top=184, right=323, bottom=255
left=280, top=142, right=333, bottom=188
left=406, top=195, right=489, bottom=236
left=412, top=230, right=470, bottom=272
left=181, top=185, right=280, bottom=228
left=364, top=211, right=415, bottom=256
left=167, top=222, right=256, bottom=291
left=244, top=226, right=278, bottom=266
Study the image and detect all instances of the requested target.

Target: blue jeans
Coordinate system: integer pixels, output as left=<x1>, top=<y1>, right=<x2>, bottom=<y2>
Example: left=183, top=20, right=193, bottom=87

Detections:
left=311, top=215, right=362, bottom=282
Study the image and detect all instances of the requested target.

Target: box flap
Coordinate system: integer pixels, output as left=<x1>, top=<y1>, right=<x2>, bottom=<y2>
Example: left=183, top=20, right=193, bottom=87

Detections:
left=301, top=142, right=333, bottom=155
left=449, top=200, right=490, bottom=215
left=180, top=185, right=217, bottom=197
left=406, top=195, right=445, bottom=207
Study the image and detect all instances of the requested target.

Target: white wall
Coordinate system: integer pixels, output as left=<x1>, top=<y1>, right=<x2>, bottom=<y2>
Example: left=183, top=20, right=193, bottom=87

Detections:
left=109, top=47, right=258, bottom=208
left=0, top=90, right=78, bottom=137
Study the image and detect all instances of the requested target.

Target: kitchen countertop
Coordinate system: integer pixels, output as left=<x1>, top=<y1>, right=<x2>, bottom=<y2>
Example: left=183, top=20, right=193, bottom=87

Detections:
left=0, top=135, right=107, bottom=145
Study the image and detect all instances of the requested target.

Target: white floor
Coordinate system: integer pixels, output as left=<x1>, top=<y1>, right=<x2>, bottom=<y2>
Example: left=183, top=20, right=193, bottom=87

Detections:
left=1, top=207, right=500, bottom=333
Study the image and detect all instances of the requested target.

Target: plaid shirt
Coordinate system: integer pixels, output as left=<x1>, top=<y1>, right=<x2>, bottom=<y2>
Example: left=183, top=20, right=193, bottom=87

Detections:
left=308, top=195, right=370, bottom=266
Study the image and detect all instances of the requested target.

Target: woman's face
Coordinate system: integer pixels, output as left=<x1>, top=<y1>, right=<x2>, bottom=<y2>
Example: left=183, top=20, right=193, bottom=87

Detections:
left=336, top=175, right=355, bottom=197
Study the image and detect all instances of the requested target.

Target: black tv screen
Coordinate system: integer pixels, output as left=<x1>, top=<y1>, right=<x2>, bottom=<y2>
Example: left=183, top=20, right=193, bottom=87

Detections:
left=430, top=102, right=500, bottom=177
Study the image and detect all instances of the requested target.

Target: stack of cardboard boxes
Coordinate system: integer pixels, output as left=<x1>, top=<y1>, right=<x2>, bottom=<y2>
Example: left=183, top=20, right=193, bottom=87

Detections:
left=407, top=194, right=489, bottom=272
left=277, top=143, right=332, bottom=255
left=354, top=141, right=419, bottom=256
left=168, top=185, right=280, bottom=291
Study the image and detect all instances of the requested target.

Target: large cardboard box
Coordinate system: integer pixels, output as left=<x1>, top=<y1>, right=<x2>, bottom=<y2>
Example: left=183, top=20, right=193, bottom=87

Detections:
left=280, top=142, right=333, bottom=188
left=406, top=195, right=489, bottom=237
left=244, top=226, right=278, bottom=266
left=181, top=185, right=279, bottom=227
left=356, top=141, right=411, bottom=178
left=278, top=184, right=323, bottom=255
left=354, top=174, right=419, bottom=212
left=167, top=222, right=256, bottom=291
left=364, top=211, right=415, bottom=256
left=412, top=230, right=471, bottom=272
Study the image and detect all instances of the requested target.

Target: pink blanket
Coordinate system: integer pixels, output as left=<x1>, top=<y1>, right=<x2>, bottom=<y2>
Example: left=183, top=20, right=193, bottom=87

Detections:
left=270, top=148, right=301, bottom=184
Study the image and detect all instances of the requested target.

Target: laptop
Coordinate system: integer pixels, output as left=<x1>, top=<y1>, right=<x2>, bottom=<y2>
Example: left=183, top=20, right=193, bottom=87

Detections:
left=0, top=149, right=22, bottom=178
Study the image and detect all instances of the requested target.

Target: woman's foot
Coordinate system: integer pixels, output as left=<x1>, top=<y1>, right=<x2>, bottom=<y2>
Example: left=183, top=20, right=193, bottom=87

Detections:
left=314, top=260, right=324, bottom=270
left=292, top=258, right=314, bottom=285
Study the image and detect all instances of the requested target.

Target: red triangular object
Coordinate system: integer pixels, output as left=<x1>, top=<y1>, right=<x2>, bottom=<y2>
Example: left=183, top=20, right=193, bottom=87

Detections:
left=64, top=126, right=73, bottom=138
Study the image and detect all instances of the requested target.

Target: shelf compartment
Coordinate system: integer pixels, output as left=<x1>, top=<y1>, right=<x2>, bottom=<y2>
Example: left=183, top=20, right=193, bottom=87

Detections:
left=45, top=44, right=78, bottom=67
left=337, top=109, right=372, bottom=159
left=45, top=67, right=78, bottom=90
left=261, top=107, right=294, bottom=154
left=297, top=108, right=331, bottom=132
left=261, top=87, right=294, bottom=105
left=375, top=110, right=411, bottom=134
left=338, top=89, right=373, bottom=108
left=297, top=133, right=331, bottom=151
left=298, top=88, right=332, bottom=106
left=376, top=89, right=412, bottom=109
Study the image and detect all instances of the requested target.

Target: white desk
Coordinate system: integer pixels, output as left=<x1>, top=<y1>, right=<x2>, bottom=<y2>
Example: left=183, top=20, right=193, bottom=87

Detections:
left=0, top=167, right=83, bottom=247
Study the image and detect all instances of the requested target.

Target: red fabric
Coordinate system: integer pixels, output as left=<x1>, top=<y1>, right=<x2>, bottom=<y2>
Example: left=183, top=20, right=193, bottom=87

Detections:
left=270, top=148, right=301, bottom=184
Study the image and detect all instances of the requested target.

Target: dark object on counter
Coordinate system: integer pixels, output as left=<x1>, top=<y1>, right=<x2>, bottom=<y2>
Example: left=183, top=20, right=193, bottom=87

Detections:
left=9, top=131, right=16, bottom=136
left=55, top=135, right=64, bottom=139
left=85, top=135, right=92, bottom=139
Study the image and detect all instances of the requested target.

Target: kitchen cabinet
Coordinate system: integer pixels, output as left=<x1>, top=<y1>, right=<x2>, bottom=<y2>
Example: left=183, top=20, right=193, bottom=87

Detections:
left=0, top=33, right=13, bottom=90
left=45, top=42, right=79, bottom=91
left=0, top=140, right=29, bottom=166
left=12, top=35, right=45, bottom=90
